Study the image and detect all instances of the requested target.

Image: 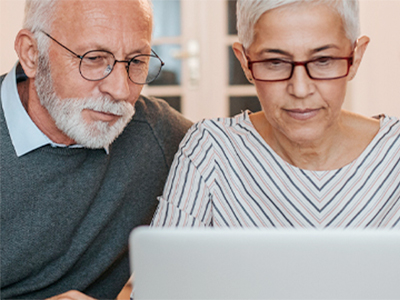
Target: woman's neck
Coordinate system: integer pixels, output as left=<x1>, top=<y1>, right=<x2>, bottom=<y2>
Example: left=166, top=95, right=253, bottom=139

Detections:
left=249, top=110, right=380, bottom=171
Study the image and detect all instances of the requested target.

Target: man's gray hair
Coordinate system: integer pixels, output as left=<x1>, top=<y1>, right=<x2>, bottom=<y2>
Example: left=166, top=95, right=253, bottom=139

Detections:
left=24, top=0, right=56, bottom=32
left=24, top=0, right=57, bottom=55
left=237, top=0, right=360, bottom=49
left=23, top=0, right=153, bottom=55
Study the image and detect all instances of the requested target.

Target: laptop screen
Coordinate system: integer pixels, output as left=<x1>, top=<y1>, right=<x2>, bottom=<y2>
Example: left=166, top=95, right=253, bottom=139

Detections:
left=130, top=227, right=400, bottom=299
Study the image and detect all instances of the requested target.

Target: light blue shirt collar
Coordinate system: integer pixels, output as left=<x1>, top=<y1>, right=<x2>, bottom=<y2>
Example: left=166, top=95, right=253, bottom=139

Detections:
left=1, top=63, right=108, bottom=157
left=1, top=63, right=54, bottom=157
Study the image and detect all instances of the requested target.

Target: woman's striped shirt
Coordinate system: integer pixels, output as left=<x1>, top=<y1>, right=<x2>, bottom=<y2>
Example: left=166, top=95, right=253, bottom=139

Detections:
left=152, top=111, right=400, bottom=229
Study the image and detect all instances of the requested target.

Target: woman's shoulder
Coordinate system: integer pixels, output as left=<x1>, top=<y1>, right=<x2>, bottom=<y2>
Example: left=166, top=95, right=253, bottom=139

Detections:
left=378, top=114, right=400, bottom=128
left=343, top=111, right=398, bottom=139
left=178, top=111, right=255, bottom=154
left=346, top=111, right=399, bottom=126
left=189, top=111, right=253, bottom=134
left=363, top=114, right=400, bottom=139
left=375, top=114, right=400, bottom=144
left=351, top=113, right=400, bottom=163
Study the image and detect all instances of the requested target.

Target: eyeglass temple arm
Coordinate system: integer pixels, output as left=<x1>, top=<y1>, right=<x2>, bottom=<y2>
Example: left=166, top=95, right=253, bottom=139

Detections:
left=40, top=30, right=83, bottom=59
left=151, top=49, right=165, bottom=66
left=240, top=45, right=254, bottom=70
left=41, top=30, right=164, bottom=69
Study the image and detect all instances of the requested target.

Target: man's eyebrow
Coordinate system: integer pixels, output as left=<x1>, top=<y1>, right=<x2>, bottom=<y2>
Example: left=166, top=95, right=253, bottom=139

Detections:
left=128, top=45, right=152, bottom=56
left=76, top=42, right=151, bottom=55
left=74, top=43, right=108, bottom=53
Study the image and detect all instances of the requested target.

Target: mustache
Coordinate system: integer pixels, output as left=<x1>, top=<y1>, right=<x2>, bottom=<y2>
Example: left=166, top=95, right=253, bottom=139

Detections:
left=62, top=95, right=135, bottom=119
left=34, top=54, right=136, bottom=149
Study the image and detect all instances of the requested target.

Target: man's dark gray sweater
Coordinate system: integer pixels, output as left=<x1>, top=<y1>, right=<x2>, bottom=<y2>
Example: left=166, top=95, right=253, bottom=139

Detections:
left=0, top=74, right=192, bottom=299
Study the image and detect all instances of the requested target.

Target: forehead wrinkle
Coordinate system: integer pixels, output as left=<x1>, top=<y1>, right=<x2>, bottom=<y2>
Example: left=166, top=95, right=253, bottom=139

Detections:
left=52, top=0, right=152, bottom=56
left=52, top=0, right=151, bottom=33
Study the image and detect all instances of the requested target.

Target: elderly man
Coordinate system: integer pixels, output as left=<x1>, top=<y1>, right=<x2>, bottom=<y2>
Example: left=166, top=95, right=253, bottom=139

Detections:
left=0, top=0, right=192, bottom=299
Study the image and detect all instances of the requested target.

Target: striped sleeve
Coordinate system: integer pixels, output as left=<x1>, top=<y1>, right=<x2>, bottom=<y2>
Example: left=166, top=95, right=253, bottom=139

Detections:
left=151, top=122, right=214, bottom=227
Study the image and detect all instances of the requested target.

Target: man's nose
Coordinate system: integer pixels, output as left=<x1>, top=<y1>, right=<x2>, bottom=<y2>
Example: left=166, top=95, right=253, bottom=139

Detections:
left=98, top=62, right=131, bottom=101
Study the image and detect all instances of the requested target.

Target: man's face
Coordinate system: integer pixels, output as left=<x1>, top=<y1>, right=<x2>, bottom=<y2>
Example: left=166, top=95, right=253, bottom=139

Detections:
left=35, top=0, right=152, bottom=148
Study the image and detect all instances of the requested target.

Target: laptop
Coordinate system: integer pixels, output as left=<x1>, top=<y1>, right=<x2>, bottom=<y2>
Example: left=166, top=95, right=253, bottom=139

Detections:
left=129, top=227, right=400, bottom=299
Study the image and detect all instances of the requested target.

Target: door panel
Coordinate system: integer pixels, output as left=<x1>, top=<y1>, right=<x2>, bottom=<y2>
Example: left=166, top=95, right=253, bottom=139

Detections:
left=143, top=0, right=258, bottom=122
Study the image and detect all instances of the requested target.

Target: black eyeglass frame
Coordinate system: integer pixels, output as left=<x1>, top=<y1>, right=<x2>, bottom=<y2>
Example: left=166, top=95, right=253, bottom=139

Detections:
left=40, top=30, right=164, bottom=84
left=243, top=47, right=354, bottom=82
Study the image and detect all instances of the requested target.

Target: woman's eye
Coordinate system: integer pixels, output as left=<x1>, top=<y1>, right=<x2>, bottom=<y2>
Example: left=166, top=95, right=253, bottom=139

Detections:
left=314, top=57, right=334, bottom=66
left=269, top=59, right=284, bottom=65
left=263, top=59, right=289, bottom=69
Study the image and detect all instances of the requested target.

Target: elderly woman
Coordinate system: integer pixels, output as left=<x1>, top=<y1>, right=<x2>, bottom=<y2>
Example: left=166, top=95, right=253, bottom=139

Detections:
left=152, top=0, right=400, bottom=228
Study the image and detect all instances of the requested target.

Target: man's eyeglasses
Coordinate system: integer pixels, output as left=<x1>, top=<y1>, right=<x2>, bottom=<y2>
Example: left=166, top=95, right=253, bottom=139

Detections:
left=246, top=53, right=353, bottom=82
left=40, top=30, right=164, bottom=85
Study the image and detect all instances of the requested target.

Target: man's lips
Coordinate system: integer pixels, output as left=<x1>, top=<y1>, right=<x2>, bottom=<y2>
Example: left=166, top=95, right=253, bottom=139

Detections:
left=85, top=109, right=122, bottom=122
left=284, top=108, right=320, bottom=120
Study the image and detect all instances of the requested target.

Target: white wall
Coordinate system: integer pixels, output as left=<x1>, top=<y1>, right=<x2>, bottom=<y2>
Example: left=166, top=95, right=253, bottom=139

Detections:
left=1, top=0, right=399, bottom=117
left=0, top=0, right=25, bottom=74
left=348, top=0, right=400, bottom=117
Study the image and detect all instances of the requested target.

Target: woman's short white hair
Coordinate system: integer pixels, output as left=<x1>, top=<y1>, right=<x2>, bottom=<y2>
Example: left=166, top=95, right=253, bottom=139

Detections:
left=237, top=0, right=360, bottom=49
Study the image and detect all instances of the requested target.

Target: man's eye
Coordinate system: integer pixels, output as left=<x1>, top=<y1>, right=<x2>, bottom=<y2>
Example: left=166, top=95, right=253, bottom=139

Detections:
left=87, top=56, right=101, bottom=61
left=131, top=57, right=149, bottom=65
left=84, top=55, right=107, bottom=64
left=131, top=59, right=144, bottom=65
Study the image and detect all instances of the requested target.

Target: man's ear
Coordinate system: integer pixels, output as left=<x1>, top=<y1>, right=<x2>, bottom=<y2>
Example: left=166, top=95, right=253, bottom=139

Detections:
left=232, top=42, right=254, bottom=83
left=14, top=29, right=39, bottom=78
left=347, top=35, right=370, bottom=81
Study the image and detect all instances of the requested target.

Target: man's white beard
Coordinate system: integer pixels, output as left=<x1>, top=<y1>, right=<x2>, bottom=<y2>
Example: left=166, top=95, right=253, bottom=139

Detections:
left=34, top=55, right=135, bottom=149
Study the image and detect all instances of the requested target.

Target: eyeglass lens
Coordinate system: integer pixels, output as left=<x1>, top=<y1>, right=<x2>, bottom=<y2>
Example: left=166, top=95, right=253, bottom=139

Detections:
left=251, top=58, right=350, bottom=81
left=80, top=51, right=163, bottom=84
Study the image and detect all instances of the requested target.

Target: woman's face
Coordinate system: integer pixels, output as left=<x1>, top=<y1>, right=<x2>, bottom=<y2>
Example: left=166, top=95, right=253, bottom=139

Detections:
left=241, top=3, right=365, bottom=145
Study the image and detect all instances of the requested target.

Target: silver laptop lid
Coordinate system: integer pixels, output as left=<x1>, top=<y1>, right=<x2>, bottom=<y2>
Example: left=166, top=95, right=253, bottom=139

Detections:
left=129, top=227, right=400, bottom=299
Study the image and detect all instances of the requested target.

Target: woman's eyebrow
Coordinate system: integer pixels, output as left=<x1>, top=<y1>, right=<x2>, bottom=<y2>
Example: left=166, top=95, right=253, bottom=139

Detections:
left=311, top=44, right=340, bottom=53
left=258, top=44, right=341, bottom=57
left=260, top=48, right=291, bottom=56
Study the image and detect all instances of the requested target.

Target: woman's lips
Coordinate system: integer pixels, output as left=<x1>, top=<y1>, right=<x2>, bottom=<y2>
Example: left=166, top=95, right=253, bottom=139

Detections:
left=285, top=108, right=320, bottom=120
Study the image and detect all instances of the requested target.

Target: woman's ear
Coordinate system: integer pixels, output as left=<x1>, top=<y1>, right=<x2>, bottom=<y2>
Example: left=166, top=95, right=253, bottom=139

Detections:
left=14, top=29, right=39, bottom=78
left=232, top=42, right=254, bottom=83
left=347, top=35, right=370, bottom=81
